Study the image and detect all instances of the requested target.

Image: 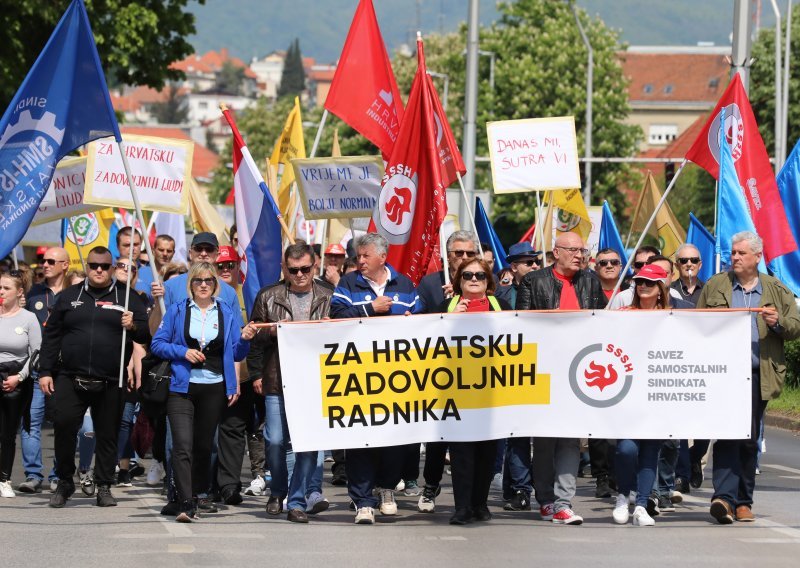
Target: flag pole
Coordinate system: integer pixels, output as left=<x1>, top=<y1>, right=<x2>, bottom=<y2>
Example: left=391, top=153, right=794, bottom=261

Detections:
left=67, top=215, right=87, bottom=272
left=440, top=228, right=451, bottom=287
left=455, top=172, right=482, bottom=255
left=11, top=249, right=19, bottom=270
left=608, top=159, right=688, bottom=306
left=309, top=110, right=329, bottom=159
left=624, top=174, right=649, bottom=249
left=535, top=191, right=545, bottom=253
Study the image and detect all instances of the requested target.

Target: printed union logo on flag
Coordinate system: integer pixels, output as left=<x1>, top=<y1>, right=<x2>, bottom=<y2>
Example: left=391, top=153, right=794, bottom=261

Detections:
left=705, top=103, right=745, bottom=164
left=375, top=169, right=418, bottom=242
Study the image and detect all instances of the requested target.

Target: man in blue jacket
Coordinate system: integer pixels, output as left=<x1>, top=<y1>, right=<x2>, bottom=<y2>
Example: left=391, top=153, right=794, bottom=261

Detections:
left=330, top=233, right=419, bottom=524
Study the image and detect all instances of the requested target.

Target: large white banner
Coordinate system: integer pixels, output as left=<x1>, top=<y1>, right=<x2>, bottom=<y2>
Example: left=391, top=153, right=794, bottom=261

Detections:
left=487, top=116, right=581, bottom=193
left=278, top=310, right=752, bottom=452
left=32, top=157, right=104, bottom=226
left=83, top=134, right=193, bottom=214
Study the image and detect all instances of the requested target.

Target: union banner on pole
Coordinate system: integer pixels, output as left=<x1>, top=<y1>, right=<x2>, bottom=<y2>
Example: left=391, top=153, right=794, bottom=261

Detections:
left=278, top=310, right=752, bottom=451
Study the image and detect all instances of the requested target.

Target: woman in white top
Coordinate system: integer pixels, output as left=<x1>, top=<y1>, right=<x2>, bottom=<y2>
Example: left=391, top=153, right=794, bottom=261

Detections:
left=0, top=269, right=42, bottom=497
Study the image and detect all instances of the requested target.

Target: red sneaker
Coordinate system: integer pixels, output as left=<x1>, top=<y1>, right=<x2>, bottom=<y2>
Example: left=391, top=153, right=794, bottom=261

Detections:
left=539, top=503, right=555, bottom=521
left=552, top=508, right=583, bottom=525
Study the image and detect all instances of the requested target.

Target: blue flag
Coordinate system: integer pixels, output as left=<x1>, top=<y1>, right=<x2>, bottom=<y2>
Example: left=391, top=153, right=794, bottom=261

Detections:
left=686, top=213, right=715, bottom=283
left=769, top=138, right=800, bottom=296
left=716, top=109, right=765, bottom=271
left=474, top=197, right=508, bottom=273
left=598, top=201, right=629, bottom=272
left=0, top=0, right=120, bottom=260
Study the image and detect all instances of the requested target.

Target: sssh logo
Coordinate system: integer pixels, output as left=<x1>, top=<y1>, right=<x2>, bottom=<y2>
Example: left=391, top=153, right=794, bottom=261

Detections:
left=569, top=343, right=634, bottom=407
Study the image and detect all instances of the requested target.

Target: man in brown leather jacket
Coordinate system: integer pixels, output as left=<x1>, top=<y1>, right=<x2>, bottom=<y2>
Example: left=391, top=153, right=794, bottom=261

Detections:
left=247, top=243, right=333, bottom=523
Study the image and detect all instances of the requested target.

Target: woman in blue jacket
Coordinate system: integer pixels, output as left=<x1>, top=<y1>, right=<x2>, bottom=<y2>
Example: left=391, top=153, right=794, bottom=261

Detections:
left=151, top=262, right=256, bottom=522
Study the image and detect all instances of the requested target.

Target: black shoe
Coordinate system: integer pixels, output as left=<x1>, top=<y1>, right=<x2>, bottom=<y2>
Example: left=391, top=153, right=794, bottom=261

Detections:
left=503, top=491, right=531, bottom=511
left=449, top=508, right=473, bottom=525
left=96, top=485, right=117, bottom=507
left=330, top=475, right=348, bottom=486
left=196, top=496, right=218, bottom=513
left=266, top=495, right=283, bottom=515
left=222, top=487, right=243, bottom=506
left=49, top=480, right=75, bottom=508
left=176, top=500, right=197, bottom=523
left=161, top=500, right=180, bottom=516
left=690, top=462, right=704, bottom=488
left=473, top=505, right=492, bottom=522
left=645, top=496, right=660, bottom=517
left=674, top=476, right=690, bottom=494
left=595, top=476, right=612, bottom=498
left=129, top=462, right=145, bottom=477
left=116, top=469, right=132, bottom=487
left=287, top=508, right=309, bottom=523
left=657, top=494, right=675, bottom=512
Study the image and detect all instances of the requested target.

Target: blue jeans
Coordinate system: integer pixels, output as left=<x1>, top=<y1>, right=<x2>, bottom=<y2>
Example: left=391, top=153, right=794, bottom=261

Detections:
left=503, top=437, right=532, bottom=495
left=307, top=450, right=324, bottom=496
left=615, top=439, right=662, bottom=508
left=656, top=439, right=679, bottom=497
left=264, top=395, right=317, bottom=510
left=78, top=413, right=95, bottom=472
left=19, top=378, right=57, bottom=481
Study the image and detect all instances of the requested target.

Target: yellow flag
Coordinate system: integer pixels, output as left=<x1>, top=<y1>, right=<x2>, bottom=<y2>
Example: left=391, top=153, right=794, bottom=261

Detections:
left=269, top=97, right=306, bottom=217
left=631, top=172, right=686, bottom=259
left=187, top=179, right=230, bottom=245
left=547, top=189, right=592, bottom=241
left=64, top=209, right=116, bottom=271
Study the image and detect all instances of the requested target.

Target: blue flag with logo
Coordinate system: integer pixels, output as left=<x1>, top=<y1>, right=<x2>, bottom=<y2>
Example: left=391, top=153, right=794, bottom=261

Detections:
left=769, top=138, right=800, bottom=296
left=474, top=197, right=508, bottom=273
left=598, top=201, right=629, bottom=273
left=0, top=0, right=120, bottom=260
left=686, top=213, right=715, bottom=283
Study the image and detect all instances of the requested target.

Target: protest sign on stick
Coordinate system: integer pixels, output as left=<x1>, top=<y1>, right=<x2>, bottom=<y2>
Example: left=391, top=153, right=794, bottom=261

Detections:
left=32, top=157, right=104, bottom=225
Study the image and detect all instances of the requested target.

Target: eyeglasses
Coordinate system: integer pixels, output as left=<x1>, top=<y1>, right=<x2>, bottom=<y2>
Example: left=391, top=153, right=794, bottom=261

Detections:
left=8, top=269, right=22, bottom=277
left=192, top=245, right=217, bottom=254
left=634, top=279, right=657, bottom=288
left=42, top=258, right=64, bottom=266
left=287, top=265, right=313, bottom=275
left=216, top=262, right=237, bottom=271
left=461, top=271, right=487, bottom=281
left=555, top=246, right=589, bottom=256
left=597, top=259, right=621, bottom=267
left=516, top=258, right=541, bottom=267
left=449, top=250, right=477, bottom=258
left=191, top=277, right=216, bottom=286
left=87, top=262, right=112, bottom=271
left=677, top=257, right=700, bottom=265
left=116, top=262, right=137, bottom=273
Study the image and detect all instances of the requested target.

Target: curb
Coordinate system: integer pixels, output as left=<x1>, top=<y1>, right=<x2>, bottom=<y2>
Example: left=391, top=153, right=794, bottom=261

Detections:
left=765, top=411, right=800, bottom=432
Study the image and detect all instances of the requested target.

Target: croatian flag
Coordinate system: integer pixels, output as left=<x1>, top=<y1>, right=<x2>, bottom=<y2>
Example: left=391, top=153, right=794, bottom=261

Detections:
left=221, top=108, right=282, bottom=314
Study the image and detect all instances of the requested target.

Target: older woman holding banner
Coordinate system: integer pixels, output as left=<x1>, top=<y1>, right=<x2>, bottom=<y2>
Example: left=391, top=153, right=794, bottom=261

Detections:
left=437, top=257, right=510, bottom=525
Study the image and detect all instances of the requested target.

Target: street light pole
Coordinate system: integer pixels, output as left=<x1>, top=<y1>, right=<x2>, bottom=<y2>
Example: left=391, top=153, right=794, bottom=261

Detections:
left=460, top=0, right=479, bottom=228
left=769, top=0, right=783, bottom=171
left=782, top=0, right=792, bottom=166
left=731, top=0, right=753, bottom=89
left=570, top=2, right=593, bottom=205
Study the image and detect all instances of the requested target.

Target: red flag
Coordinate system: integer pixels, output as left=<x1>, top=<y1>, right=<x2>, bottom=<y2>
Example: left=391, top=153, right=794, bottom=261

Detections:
left=685, top=74, right=796, bottom=262
left=519, top=221, right=536, bottom=244
left=324, top=0, right=403, bottom=158
left=371, top=37, right=448, bottom=285
left=425, top=74, right=466, bottom=187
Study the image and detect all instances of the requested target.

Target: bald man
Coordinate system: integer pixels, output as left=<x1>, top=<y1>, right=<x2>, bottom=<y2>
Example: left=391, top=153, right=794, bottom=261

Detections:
left=516, top=233, right=607, bottom=525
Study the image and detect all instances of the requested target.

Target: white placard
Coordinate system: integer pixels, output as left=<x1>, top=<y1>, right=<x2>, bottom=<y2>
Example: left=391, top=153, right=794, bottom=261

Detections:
left=487, top=116, right=581, bottom=193
left=278, top=310, right=752, bottom=451
left=83, top=134, right=193, bottom=214
left=31, top=157, right=104, bottom=226
left=291, top=156, right=384, bottom=220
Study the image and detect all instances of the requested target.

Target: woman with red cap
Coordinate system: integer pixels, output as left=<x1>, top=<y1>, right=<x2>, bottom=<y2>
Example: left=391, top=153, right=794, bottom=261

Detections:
left=610, top=264, right=669, bottom=527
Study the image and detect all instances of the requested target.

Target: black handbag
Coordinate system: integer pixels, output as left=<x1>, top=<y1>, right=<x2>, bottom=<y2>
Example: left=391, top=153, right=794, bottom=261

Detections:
left=139, top=351, right=171, bottom=404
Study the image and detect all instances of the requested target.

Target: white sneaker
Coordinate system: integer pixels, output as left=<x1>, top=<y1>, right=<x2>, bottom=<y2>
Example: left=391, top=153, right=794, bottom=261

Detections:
left=376, top=487, right=397, bottom=515
left=394, top=480, right=405, bottom=492
left=417, top=485, right=437, bottom=513
left=0, top=480, right=15, bottom=498
left=613, top=493, right=630, bottom=524
left=355, top=506, right=375, bottom=524
left=632, top=505, right=655, bottom=526
left=669, top=490, right=683, bottom=504
left=244, top=476, right=267, bottom=496
left=146, top=462, right=164, bottom=487
left=490, top=472, right=503, bottom=492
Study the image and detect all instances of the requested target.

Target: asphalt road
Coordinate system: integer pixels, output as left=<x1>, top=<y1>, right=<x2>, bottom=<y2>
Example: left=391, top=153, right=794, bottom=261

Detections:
left=1, top=426, right=798, bottom=568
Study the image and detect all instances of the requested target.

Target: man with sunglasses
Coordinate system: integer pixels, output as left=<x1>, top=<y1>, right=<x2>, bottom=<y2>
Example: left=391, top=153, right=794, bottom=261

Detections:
left=496, top=242, right=541, bottom=309
left=594, top=248, right=624, bottom=300
left=417, top=230, right=480, bottom=313
left=671, top=244, right=704, bottom=306
left=38, top=246, right=151, bottom=508
left=517, top=232, right=608, bottom=525
left=18, top=247, right=71, bottom=494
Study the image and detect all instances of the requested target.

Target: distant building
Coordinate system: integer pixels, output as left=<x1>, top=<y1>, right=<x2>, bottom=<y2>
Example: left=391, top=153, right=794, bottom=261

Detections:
left=250, top=51, right=286, bottom=100
left=620, top=45, right=730, bottom=153
left=170, top=48, right=259, bottom=98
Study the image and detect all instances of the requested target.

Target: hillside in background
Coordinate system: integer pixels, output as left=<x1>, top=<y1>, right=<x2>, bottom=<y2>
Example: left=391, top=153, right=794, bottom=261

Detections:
left=187, top=0, right=764, bottom=63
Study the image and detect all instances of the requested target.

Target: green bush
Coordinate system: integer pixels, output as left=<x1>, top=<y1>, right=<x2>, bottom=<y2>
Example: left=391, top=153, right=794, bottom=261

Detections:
left=785, top=339, right=800, bottom=389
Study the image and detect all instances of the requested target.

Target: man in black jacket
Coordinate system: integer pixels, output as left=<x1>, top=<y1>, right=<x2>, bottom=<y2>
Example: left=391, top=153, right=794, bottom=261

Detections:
left=517, top=233, right=607, bottom=525
left=39, top=246, right=150, bottom=508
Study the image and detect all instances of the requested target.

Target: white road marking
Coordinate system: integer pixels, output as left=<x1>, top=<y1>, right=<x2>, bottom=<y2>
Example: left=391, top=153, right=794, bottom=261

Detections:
left=167, top=544, right=195, bottom=554
left=138, top=495, right=193, bottom=537
left=762, top=463, right=800, bottom=475
left=737, top=538, right=800, bottom=544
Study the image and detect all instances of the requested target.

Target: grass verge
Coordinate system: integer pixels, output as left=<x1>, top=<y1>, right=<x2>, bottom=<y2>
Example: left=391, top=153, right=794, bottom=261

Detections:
left=768, top=387, right=800, bottom=418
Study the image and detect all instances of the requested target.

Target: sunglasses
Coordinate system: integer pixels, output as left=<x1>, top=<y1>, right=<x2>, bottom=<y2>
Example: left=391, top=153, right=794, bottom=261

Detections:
left=8, top=269, right=22, bottom=277
left=517, top=258, right=541, bottom=267
left=116, top=262, right=137, bottom=273
left=500, top=277, right=512, bottom=285
left=461, top=271, right=487, bottom=281
left=216, top=261, right=237, bottom=271
left=87, top=262, right=112, bottom=271
left=677, top=257, right=700, bottom=265
left=633, top=279, right=657, bottom=288
left=42, top=258, right=64, bottom=265
left=192, top=245, right=217, bottom=254
left=597, top=259, right=621, bottom=267
left=191, top=277, right=216, bottom=286
left=633, top=261, right=647, bottom=270
left=449, top=250, right=477, bottom=258
left=287, top=265, right=313, bottom=275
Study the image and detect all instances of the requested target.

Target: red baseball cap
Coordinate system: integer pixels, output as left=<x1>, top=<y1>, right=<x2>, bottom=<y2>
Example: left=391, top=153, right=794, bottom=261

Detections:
left=216, top=245, right=238, bottom=263
left=325, top=243, right=346, bottom=256
left=635, top=264, right=668, bottom=282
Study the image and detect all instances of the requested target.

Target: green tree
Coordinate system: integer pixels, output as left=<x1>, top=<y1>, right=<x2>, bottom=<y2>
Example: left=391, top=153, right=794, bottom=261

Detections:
left=215, top=60, right=245, bottom=96
left=151, top=85, right=189, bottom=124
left=0, top=1, right=205, bottom=110
left=277, top=38, right=306, bottom=98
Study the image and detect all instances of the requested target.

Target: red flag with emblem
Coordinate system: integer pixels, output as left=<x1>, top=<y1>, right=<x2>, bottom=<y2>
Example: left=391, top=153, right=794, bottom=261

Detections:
left=324, top=0, right=403, bottom=159
left=371, top=36, right=448, bottom=285
left=685, top=74, right=796, bottom=262
left=425, top=74, right=465, bottom=187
